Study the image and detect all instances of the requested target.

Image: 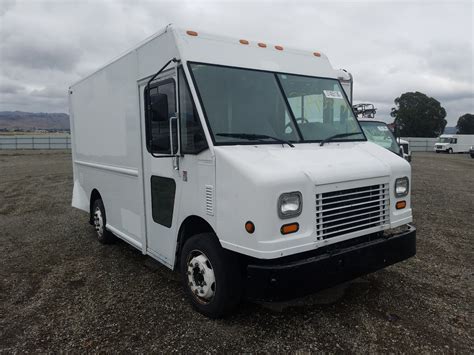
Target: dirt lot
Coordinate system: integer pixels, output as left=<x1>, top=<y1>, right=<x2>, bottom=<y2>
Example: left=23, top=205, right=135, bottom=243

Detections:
left=0, top=151, right=472, bottom=352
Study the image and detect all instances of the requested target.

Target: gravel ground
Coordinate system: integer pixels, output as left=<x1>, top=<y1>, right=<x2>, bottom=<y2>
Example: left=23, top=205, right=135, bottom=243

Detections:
left=0, top=150, right=473, bottom=353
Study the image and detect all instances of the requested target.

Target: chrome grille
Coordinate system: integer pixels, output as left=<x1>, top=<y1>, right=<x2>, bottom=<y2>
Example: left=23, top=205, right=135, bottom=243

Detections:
left=316, top=184, right=389, bottom=240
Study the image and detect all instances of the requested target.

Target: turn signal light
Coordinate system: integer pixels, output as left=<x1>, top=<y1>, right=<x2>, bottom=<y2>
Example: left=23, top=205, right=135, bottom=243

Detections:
left=396, top=201, right=406, bottom=209
left=186, top=30, right=198, bottom=36
left=281, top=223, right=299, bottom=235
left=245, top=221, right=255, bottom=234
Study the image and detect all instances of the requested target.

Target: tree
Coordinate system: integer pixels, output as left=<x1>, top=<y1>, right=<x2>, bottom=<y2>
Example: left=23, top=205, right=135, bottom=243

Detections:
left=456, top=114, right=474, bottom=134
left=390, top=92, right=447, bottom=137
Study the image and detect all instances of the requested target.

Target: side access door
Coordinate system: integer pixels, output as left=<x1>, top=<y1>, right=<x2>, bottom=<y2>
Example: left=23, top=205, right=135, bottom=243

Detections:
left=139, top=67, right=181, bottom=267
left=139, top=66, right=209, bottom=268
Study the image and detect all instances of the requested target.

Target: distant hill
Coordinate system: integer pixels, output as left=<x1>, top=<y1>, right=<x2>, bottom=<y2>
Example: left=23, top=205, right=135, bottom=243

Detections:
left=0, top=111, right=70, bottom=130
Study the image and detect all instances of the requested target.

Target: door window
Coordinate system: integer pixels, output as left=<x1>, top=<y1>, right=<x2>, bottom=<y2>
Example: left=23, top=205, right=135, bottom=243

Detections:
left=145, top=79, right=176, bottom=154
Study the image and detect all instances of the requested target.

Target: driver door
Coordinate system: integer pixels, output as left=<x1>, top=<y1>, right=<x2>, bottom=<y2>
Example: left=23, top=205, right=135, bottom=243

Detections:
left=139, top=70, right=181, bottom=267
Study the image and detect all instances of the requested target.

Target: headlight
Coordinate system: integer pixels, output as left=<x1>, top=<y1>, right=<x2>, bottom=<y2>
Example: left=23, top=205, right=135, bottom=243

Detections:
left=394, top=177, right=409, bottom=197
left=278, top=192, right=302, bottom=219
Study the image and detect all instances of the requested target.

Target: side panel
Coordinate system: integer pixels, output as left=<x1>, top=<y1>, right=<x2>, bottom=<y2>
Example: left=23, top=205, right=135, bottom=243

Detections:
left=70, top=50, right=146, bottom=250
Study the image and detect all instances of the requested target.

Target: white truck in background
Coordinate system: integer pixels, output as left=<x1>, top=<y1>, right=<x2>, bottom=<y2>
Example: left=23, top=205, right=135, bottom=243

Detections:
left=397, top=138, right=412, bottom=162
left=69, top=25, right=416, bottom=318
left=434, top=134, right=474, bottom=153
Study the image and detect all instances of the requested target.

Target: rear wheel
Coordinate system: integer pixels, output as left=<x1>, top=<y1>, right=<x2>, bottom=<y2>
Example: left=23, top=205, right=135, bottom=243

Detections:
left=448, top=148, right=453, bottom=154
left=92, top=198, right=115, bottom=244
left=180, top=233, right=242, bottom=318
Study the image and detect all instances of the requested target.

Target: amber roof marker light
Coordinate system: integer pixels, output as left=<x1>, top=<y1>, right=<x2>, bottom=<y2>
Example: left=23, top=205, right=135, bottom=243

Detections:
left=258, top=42, right=267, bottom=48
left=313, top=51, right=321, bottom=57
left=275, top=45, right=284, bottom=51
left=186, top=30, right=198, bottom=36
left=239, top=39, right=249, bottom=45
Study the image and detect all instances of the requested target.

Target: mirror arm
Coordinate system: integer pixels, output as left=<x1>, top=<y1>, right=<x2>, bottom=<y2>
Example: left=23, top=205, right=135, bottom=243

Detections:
left=146, top=57, right=180, bottom=158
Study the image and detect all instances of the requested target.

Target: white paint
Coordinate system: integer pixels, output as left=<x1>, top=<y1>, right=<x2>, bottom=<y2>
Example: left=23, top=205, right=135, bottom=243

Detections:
left=70, top=25, right=413, bottom=269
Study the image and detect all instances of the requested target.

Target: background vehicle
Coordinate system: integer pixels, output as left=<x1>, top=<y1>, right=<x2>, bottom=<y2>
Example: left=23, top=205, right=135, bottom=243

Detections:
left=70, top=25, right=416, bottom=318
left=434, top=134, right=474, bottom=153
left=352, top=102, right=411, bottom=162
left=470, top=146, right=474, bottom=158
left=397, top=138, right=412, bottom=162
left=358, top=119, right=400, bottom=155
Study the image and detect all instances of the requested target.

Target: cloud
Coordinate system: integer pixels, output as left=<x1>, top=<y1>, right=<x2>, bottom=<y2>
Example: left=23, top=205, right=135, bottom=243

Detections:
left=0, top=0, right=472, bottom=127
left=0, top=81, right=23, bottom=94
left=0, top=0, right=15, bottom=16
left=2, top=41, right=82, bottom=71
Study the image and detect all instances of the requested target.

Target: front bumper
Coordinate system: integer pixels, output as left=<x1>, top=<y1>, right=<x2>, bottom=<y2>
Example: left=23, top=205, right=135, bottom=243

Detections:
left=245, top=225, right=416, bottom=301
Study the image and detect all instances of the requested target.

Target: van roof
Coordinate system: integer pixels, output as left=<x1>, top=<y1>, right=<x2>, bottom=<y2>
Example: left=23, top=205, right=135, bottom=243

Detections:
left=71, top=24, right=337, bottom=88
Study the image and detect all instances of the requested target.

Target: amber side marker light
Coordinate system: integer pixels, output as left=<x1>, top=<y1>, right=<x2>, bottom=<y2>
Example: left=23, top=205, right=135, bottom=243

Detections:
left=245, top=221, right=255, bottom=234
left=281, top=223, right=299, bottom=235
left=186, top=30, right=198, bottom=36
left=396, top=201, right=406, bottom=209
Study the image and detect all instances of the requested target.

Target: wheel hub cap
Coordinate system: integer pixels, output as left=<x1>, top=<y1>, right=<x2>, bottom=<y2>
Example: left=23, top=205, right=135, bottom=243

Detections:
left=187, top=253, right=215, bottom=302
left=93, top=207, right=104, bottom=237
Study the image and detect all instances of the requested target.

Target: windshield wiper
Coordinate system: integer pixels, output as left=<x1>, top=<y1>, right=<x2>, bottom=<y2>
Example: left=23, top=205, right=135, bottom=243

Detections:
left=320, top=132, right=363, bottom=146
left=216, top=133, right=295, bottom=147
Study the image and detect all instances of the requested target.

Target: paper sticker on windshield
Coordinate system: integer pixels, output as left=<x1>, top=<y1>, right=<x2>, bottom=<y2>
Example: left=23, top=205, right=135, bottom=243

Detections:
left=323, top=90, right=344, bottom=99
left=377, top=126, right=389, bottom=131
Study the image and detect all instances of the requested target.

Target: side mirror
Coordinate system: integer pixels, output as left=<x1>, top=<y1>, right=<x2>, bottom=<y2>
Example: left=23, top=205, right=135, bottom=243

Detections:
left=150, top=93, right=168, bottom=122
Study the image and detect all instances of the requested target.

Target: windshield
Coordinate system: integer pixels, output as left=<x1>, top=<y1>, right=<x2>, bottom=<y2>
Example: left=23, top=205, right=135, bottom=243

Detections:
left=359, top=121, right=400, bottom=154
left=189, top=63, right=365, bottom=145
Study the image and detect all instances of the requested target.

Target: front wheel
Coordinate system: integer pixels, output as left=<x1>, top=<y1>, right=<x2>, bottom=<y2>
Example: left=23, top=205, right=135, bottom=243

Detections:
left=92, top=198, right=115, bottom=244
left=448, top=148, right=453, bottom=154
left=180, top=233, right=242, bottom=318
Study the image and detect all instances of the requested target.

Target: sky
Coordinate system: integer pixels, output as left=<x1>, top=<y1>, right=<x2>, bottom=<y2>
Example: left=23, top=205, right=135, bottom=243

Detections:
left=0, top=0, right=473, bottom=125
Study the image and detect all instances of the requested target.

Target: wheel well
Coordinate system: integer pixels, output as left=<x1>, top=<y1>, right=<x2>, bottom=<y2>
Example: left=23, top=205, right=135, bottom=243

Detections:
left=174, top=216, right=216, bottom=270
left=89, top=189, right=102, bottom=225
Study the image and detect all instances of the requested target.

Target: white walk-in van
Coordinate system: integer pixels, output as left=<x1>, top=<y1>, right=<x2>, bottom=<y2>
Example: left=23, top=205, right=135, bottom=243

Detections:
left=434, top=134, right=474, bottom=153
left=69, top=25, right=416, bottom=317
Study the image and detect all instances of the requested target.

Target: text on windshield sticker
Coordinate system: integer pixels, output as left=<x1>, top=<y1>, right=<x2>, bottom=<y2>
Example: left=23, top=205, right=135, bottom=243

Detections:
left=323, top=90, right=344, bottom=99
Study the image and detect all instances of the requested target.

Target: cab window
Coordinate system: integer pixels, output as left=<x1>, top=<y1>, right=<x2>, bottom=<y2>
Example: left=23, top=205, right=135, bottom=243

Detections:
left=178, top=68, right=208, bottom=153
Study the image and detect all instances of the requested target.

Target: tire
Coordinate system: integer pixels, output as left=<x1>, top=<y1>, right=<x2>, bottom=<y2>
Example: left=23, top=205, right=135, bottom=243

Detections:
left=448, top=148, right=453, bottom=154
left=91, top=198, right=115, bottom=244
left=180, top=233, right=242, bottom=318
left=436, top=151, right=440, bottom=154
left=470, top=154, right=474, bottom=159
